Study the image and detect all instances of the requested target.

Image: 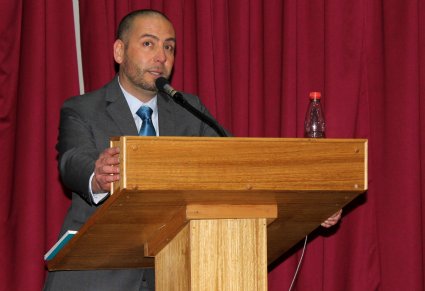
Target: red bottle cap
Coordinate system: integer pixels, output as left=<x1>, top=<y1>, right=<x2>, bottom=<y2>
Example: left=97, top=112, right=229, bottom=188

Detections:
left=309, top=92, right=321, bottom=99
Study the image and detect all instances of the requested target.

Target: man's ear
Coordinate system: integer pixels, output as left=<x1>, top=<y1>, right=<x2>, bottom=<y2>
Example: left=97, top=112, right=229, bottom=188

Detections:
left=113, top=39, right=124, bottom=64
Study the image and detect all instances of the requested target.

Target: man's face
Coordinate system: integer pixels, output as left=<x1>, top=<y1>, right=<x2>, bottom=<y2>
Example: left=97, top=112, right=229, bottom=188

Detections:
left=114, top=15, right=176, bottom=97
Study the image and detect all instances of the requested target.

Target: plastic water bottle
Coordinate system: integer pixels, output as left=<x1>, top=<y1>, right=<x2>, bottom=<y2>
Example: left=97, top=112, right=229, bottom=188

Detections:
left=304, top=92, right=325, bottom=138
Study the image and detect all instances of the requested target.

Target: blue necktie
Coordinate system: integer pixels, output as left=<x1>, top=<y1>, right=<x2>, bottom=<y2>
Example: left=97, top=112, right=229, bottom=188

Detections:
left=136, top=106, right=156, bottom=136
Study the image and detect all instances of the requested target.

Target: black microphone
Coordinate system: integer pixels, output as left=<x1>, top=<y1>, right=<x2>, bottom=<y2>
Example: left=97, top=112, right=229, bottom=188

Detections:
left=155, top=77, right=227, bottom=137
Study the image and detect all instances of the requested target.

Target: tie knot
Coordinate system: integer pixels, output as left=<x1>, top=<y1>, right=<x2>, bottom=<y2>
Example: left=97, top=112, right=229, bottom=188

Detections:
left=136, top=106, right=153, bottom=121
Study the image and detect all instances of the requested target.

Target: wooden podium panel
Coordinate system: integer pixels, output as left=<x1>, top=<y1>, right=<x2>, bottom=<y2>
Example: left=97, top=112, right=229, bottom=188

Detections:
left=112, top=137, right=366, bottom=193
left=47, top=137, right=367, bottom=279
left=155, top=219, right=269, bottom=291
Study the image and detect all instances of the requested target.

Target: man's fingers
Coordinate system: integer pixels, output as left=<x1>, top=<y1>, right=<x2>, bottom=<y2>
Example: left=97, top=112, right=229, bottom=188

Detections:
left=95, top=148, right=120, bottom=174
left=96, top=173, right=120, bottom=189
left=102, top=173, right=120, bottom=183
left=104, top=146, right=120, bottom=155
left=104, top=156, right=120, bottom=166
left=321, top=209, right=343, bottom=228
left=99, top=164, right=120, bottom=175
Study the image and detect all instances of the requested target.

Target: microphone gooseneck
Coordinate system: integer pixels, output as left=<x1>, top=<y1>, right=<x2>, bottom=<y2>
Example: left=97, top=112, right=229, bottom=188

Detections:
left=155, top=77, right=227, bottom=137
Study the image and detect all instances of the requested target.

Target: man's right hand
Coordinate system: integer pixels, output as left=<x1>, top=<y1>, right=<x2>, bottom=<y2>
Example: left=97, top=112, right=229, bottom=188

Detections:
left=91, top=147, right=120, bottom=193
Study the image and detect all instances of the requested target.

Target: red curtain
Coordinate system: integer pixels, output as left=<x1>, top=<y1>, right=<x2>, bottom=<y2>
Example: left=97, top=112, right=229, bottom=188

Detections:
left=0, top=0, right=79, bottom=290
left=0, top=0, right=424, bottom=290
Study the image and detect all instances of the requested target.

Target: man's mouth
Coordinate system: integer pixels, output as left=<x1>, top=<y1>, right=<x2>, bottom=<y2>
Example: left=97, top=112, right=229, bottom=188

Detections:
left=148, top=70, right=163, bottom=77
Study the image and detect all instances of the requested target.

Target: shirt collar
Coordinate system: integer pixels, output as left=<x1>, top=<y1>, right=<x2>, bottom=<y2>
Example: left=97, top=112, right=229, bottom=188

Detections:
left=118, top=77, right=158, bottom=116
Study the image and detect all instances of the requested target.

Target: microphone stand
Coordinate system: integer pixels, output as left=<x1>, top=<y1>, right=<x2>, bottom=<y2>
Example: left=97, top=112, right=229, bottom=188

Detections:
left=171, top=92, right=228, bottom=137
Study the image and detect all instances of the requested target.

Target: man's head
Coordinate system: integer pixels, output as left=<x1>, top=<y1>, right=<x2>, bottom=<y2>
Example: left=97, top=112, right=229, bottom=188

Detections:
left=113, top=9, right=176, bottom=101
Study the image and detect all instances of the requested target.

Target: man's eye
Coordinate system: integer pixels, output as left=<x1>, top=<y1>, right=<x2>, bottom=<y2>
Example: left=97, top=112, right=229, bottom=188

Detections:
left=143, top=41, right=152, bottom=47
left=165, top=45, right=175, bottom=52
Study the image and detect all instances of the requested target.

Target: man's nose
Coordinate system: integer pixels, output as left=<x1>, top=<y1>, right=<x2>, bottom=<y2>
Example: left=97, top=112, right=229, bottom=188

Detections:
left=154, top=47, right=167, bottom=63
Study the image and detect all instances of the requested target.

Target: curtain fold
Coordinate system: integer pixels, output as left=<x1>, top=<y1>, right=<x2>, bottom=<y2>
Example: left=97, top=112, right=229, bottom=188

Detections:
left=0, top=0, right=424, bottom=290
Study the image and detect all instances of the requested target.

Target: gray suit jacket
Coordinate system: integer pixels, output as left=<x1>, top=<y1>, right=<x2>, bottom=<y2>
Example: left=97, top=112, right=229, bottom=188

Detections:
left=44, top=77, right=224, bottom=291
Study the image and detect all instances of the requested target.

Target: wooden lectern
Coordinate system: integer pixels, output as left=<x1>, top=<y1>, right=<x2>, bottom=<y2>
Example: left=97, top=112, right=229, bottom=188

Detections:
left=47, top=137, right=367, bottom=290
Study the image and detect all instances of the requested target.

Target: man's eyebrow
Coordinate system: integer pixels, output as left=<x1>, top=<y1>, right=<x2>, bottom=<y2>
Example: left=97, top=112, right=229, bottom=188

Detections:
left=140, top=34, right=176, bottom=43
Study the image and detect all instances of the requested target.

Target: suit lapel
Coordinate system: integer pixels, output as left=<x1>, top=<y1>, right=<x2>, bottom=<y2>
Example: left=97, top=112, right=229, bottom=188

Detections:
left=158, top=92, right=176, bottom=136
left=105, top=77, right=139, bottom=136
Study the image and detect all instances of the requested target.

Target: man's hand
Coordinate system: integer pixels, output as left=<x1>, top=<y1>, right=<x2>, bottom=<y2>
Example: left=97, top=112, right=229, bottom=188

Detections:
left=321, top=209, right=343, bottom=228
left=91, top=147, right=120, bottom=193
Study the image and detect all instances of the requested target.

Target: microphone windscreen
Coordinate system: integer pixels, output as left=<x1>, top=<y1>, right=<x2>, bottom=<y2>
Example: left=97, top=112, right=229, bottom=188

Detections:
left=155, top=77, right=169, bottom=91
